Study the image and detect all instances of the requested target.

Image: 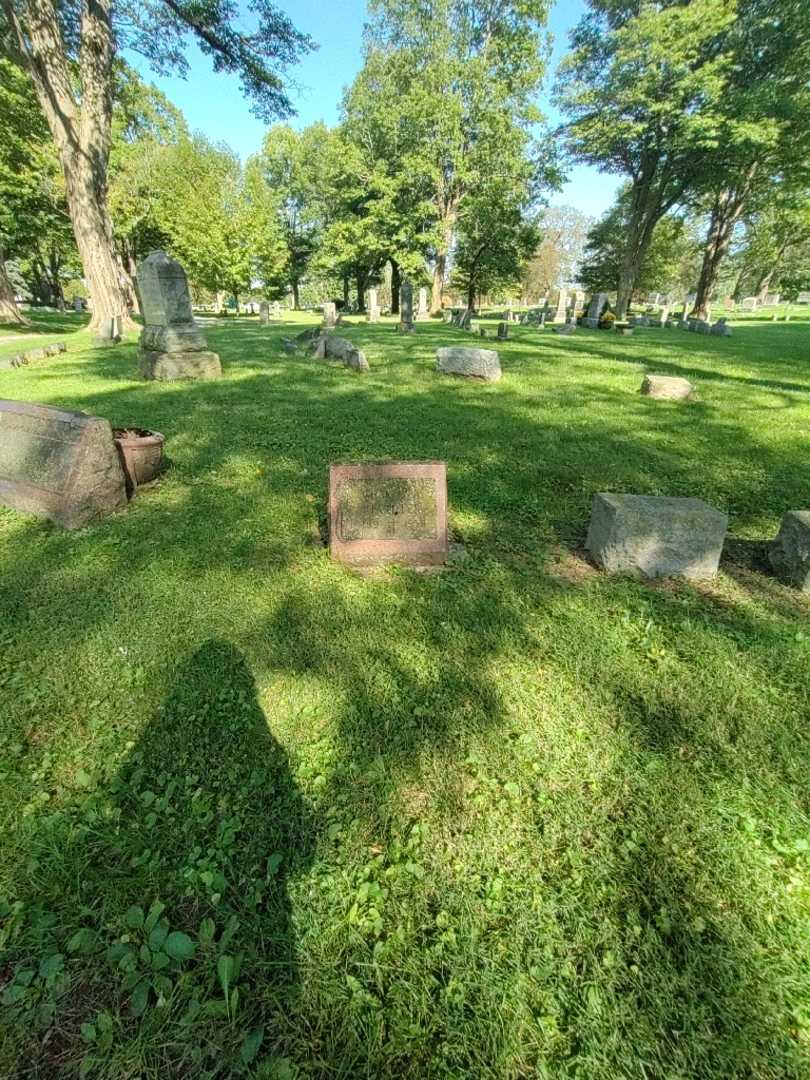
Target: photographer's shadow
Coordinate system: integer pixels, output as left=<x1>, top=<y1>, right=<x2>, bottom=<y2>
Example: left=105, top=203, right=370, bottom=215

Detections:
left=112, top=639, right=314, bottom=1025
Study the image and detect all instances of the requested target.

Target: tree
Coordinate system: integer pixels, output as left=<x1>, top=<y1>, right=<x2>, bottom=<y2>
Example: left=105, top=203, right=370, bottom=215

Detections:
left=251, top=124, right=335, bottom=308
left=688, top=0, right=810, bottom=316
left=355, top=0, right=552, bottom=314
left=1, top=57, right=82, bottom=321
left=0, top=0, right=313, bottom=334
left=733, top=189, right=810, bottom=300
left=557, top=0, right=736, bottom=318
left=108, top=66, right=189, bottom=311
left=579, top=187, right=699, bottom=301
left=153, top=134, right=286, bottom=309
left=521, top=205, right=594, bottom=299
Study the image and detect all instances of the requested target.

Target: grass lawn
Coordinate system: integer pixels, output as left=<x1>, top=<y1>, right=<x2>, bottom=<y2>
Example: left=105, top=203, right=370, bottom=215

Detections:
left=1, top=308, right=809, bottom=1078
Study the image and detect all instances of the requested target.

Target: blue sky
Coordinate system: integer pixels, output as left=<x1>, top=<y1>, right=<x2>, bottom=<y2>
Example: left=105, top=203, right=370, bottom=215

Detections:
left=127, top=0, right=620, bottom=219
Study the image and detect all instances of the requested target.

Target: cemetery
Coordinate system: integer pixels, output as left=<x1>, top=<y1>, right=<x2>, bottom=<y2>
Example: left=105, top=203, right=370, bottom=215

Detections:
left=1, top=0, right=810, bottom=1077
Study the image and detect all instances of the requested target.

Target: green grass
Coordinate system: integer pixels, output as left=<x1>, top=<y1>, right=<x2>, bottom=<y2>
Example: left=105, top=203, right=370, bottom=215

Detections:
left=1, top=309, right=809, bottom=1078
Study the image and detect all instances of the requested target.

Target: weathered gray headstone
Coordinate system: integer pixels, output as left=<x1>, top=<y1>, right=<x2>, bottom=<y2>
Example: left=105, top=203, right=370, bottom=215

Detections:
left=436, top=346, right=501, bottom=382
left=322, top=302, right=337, bottom=328
left=740, top=296, right=758, bottom=311
left=586, top=493, right=727, bottom=579
left=417, top=287, right=429, bottom=321
left=312, top=333, right=369, bottom=372
left=259, top=301, right=270, bottom=326
left=497, top=322, right=509, bottom=341
left=399, top=282, right=414, bottom=333
left=367, top=288, right=380, bottom=323
left=329, top=460, right=448, bottom=567
left=581, top=292, right=607, bottom=329
left=640, top=374, right=695, bottom=400
left=553, top=321, right=576, bottom=336
left=273, top=301, right=281, bottom=319
left=552, top=288, right=568, bottom=323
left=95, top=316, right=122, bottom=346
left=0, top=400, right=127, bottom=528
left=72, top=297, right=83, bottom=312
left=763, top=293, right=780, bottom=307
left=769, top=511, right=810, bottom=592
left=137, top=251, right=221, bottom=380
left=796, top=291, right=810, bottom=304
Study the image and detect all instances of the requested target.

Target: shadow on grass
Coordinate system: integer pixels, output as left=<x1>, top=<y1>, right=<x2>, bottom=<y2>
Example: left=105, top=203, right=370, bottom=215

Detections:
left=3, top=639, right=314, bottom=1075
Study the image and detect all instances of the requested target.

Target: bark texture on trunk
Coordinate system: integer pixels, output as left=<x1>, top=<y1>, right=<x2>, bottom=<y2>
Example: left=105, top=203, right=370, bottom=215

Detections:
left=355, top=270, right=366, bottom=313
left=691, top=167, right=758, bottom=320
left=390, top=260, right=401, bottom=316
left=3, top=0, right=133, bottom=336
left=615, top=174, right=662, bottom=319
left=430, top=213, right=456, bottom=315
left=292, top=280, right=300, bottom=310
left=0, top=247, right=27, bottom=324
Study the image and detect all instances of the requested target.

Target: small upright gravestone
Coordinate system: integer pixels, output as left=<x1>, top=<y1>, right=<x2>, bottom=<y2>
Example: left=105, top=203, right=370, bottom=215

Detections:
left=272, top=301, right=281, bottom=319
left=769, top=511, right=810, bottom=592
left=367, top=288, right=381, bottom=323
left=497, top=322, right=509, bottom=341
left=399, top=282, right=414, bottom=332
left=72, top=297, right=83, bottom=312
left=586, top=493, right=727, bottom=579
left=329, top=460, right=448, bottom=567
left=137, top=251, right=221, bottom=380
left=417, top=288, right=429, bottom=321
left=322, top=302, right=337, bottom=328
left=553, top=288, right=568, bottom=323
left=259, top=301, right=270, bottom=326
left=0, top=400, right=127, bottom=528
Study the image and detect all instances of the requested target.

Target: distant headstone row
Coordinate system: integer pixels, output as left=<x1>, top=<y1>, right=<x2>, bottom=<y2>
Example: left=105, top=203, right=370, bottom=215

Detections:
left=1, top=342, right=66, bottom=369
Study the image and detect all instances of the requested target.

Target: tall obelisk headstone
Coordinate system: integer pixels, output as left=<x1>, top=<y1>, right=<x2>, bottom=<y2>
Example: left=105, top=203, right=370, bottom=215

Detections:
left=137, top=251, right=221, bottom=380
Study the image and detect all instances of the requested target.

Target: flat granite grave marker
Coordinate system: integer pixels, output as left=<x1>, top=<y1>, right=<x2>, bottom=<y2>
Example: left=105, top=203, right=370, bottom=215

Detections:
left=329, top=460, right=448, bottom=567
left=0, top=400, right=127, bottom=528
left=769, top=511, right=810, bottom=592
left=137, top=251, right=221, bottom=380
left=586, top=493, right=727, bottom=580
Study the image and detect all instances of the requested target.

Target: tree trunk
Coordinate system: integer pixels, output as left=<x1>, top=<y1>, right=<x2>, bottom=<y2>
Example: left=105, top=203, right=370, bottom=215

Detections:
left=0, top=247, right=27, bottom=324
left=342, top=276, right=350, bottom=307
left=754, top=240, right=788, bottom=300
left=430, top=204, right=456, bottom=315
left=615, top=179, right=661, bottom=319
left=390, top=259, right=401, bottom=315
left=292, top=279, right=300, bottom=309
left=691, top=166, right=758, bottom=319
left=466, top=279, right=476, bottom=312
left=232, top=292, right=239, bottom=313
left=691, top=195, right=745, bottom=319
left=355, top=270, right=366, bottom=313
left=126, top=249, right=142, bottom=315
left=3, top=0, right=134, bottom=337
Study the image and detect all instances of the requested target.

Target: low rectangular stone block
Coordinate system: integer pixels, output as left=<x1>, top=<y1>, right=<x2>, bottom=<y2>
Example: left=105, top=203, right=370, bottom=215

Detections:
left=436, top=347, right=501, bottom=381
left=769, top=510, right=810, bottom=591
left=329, top=461, right=448, bottom=567
left=0, top=400, right=127, bottom=528
left=139, top=351, right=222, bottom=380
left=586, top=492, right=727, bottom=579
